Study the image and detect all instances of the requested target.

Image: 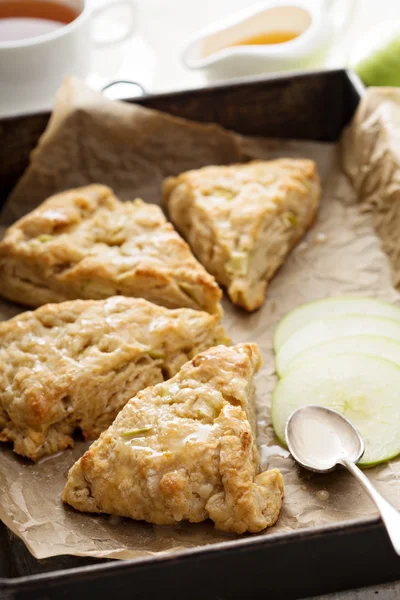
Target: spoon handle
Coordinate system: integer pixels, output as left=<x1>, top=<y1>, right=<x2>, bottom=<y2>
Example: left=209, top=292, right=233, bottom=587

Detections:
left=342, top=457, right=400, bottom=555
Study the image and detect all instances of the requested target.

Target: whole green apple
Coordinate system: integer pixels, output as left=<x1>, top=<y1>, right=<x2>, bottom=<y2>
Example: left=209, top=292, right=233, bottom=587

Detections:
left=350, top=21, right=400, bottom=87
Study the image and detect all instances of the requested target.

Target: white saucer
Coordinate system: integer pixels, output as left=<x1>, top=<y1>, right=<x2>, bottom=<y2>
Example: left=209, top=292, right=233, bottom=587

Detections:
left=0, top=34, right=155, bottom=119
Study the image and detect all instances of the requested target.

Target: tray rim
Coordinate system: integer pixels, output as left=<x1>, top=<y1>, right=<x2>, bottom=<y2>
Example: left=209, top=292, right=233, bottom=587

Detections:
left=1, top=67, right=383, bottom=594
left=0, top=515, right=382, bottom=590
left=0, top=67, right=364, bottom=123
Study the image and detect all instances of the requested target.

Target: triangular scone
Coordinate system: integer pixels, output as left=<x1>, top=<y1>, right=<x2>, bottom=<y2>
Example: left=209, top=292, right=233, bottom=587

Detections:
left=0, top=296, right=229, bottom=461
left=63, top=344, right=284, bottom=534
left=0, top=184, right=222, bottom=313
left=163, top=159, right=321, bottom=311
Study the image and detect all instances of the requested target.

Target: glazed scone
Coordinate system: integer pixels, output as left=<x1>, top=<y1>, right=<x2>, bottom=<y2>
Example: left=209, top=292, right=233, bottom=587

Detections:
left=63, top=344, right=284, bottom=534
left=163, top=159, right=321, bottom=311
left=0, top=184, right=222, bottom=313
left=0, top=296, right=229, bottom=461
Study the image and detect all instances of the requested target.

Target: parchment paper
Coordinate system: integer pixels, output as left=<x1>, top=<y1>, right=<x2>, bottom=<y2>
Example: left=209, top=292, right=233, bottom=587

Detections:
left=1, top=80, right=400, bottom=560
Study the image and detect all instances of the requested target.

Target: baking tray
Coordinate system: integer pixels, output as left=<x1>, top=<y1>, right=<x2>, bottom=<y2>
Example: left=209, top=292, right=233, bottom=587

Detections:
left=1, top=69, right=400, bottom=600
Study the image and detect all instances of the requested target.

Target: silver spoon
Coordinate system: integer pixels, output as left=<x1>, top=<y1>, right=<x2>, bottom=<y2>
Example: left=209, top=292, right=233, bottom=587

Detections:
left=285, top=405, right=400, bottom=556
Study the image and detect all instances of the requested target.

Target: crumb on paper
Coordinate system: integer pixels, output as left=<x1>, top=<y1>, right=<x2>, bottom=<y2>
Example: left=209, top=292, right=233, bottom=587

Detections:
left=314, top=232, right=328, bottom=243
left=316, top=490, right=330, bottom=501
left=296, top=241, right=309, bottom=252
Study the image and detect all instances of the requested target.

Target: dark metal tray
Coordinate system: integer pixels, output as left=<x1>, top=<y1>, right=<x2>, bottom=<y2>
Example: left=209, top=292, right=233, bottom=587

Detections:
left=1, top=69, right=399, bottom=600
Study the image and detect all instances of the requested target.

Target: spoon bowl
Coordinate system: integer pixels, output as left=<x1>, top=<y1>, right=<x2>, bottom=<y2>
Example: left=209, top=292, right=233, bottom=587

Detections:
left=285, top=405, right=364, bottom=473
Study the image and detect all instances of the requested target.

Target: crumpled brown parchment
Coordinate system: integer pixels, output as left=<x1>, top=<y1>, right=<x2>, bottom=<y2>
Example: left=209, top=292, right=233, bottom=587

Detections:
left=1, top=80, right=400, bottom=560
left=2, top=78, right=241, bottom=225
left=341, top=87, right=400, bottom=287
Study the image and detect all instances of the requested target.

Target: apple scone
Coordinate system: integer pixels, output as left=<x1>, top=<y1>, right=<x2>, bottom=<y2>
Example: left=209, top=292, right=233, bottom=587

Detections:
left=0, top=296, right=228, bottom=461
left=63, top=343, right=284, bottom=534
left=163, top=159, right=321, bottom=311
left=0, top=184, right=222, bottom=313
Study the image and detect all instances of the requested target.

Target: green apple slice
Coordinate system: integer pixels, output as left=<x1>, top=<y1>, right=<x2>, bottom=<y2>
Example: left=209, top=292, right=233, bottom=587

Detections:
left=287, top=335, right=400, bottom=374
left=271, top=353, right=400, bottom=467
left=274, top=297, right=400, bottom=352
left=276, top=315, right=400, bottom=377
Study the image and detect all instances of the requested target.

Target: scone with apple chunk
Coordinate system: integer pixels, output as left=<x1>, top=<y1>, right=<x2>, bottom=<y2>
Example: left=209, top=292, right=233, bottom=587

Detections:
left=0, top=296, right=228, bottom=461
left=0, top=184, right=222, bottom=313
left=63, top=343, right=284, bottom=534
left=163, top=159, right=320, bottom=311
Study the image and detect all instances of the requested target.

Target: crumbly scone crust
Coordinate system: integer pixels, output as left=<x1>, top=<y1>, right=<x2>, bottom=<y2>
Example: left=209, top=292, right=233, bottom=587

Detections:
left=0, top=184, right=222, bottom=313
left=163, top=159, right=321, bottom=311
left=0, top=296, right=228, bottom=461
left=63, top=344, right=284, bottom=534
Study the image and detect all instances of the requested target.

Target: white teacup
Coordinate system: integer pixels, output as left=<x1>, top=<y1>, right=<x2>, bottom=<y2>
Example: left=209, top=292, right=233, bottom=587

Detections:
left=0, top=0, right=136, bottom=116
